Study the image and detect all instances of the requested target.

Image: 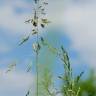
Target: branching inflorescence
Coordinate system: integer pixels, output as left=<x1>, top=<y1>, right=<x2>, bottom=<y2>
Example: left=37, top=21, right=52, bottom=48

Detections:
left=19, top=0, right=83, bottom=96
left=19, top=0, right=50, bottom=96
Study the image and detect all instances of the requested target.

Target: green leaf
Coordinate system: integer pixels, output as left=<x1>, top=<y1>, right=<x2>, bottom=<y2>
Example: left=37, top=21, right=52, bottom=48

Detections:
left=19, top=36, right=30, bottom=46
left=32, top=29, right=38, bottom=35
left=34, top=0, right=38, bottom=4
left=61, top=45, right=66, bottom=53
left=25, top=19, right=32, bottom=23
left=32, top=43, right=41, bottom=52
left=58, top=76, right=64, bottom=80
left=76, top=71, right=84, bottom=83
left=41, top=19, right=51, bottom=24
left=38, top=6, right=42, bottom=9
left=41, top=24, right=45, bottom=28
left=33, top=21, right=37, bottom=27
left=26, top=90, right=30, bottom=96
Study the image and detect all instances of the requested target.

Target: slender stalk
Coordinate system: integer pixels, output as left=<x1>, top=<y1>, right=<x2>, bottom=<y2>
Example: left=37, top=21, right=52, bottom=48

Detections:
left=20, top=0, right=49, bottom=96
left=35, top=0, right=39, bottom=96
left=36, top=26, right=39, bottom=96
left=36, top=48, right=39, bottom=96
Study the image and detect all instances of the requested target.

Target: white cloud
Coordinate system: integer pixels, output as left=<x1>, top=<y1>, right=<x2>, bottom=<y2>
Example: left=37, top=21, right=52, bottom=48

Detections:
left=62, top=1, right=96, bottom=69
left=0, top=71, right=34, bottom=96
left=1, top=0, right=96, bottom=70
left=47, top=0, right=65, bottom=25
left=0, top=0, right=32, bottom=35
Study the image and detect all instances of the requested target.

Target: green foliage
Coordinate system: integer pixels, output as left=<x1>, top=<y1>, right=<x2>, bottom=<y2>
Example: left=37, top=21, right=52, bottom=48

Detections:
left=41, top=69, right=54, bottom=96
left=79, top=71, right=96, bottom=96
left=23, top=35, right=84, bottom=96
left=39, top=37, right=84, bottom=96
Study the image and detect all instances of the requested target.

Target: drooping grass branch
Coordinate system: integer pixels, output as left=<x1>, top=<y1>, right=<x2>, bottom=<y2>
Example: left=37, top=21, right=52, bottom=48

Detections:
left=40, top=37, right=84, bottom=96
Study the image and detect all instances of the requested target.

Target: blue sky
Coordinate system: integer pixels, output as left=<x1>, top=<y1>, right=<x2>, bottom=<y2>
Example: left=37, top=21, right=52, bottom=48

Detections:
left=0, top=0, right=96, bottom=96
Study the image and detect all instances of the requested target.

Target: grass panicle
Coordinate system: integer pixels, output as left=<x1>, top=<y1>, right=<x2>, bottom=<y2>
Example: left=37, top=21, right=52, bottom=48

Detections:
left=19, top=0, right=83, bottom=96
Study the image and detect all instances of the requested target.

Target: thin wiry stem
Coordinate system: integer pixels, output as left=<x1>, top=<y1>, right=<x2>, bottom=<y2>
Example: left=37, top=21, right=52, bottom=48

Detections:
left=36, top=27, right=39, bottom=96
left=36, top=48, right=39, bottom=96
left=20, top=0, right=49, bottom=96
left=35, top=0, right=39, bottom=96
